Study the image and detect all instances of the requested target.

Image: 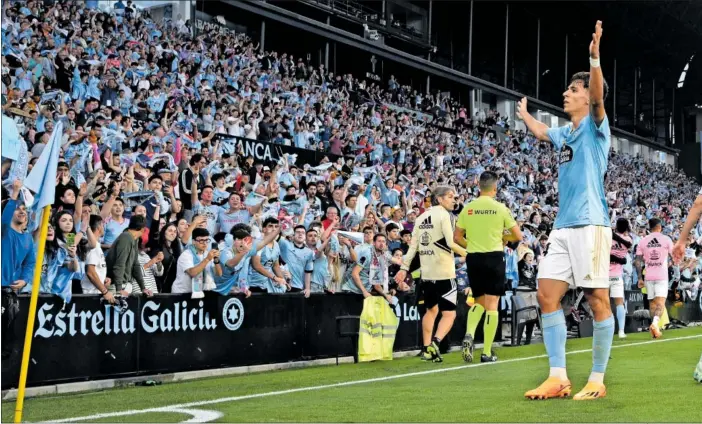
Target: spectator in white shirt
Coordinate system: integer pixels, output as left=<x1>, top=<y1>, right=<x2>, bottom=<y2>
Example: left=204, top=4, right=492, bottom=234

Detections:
left=171, top=228, right=223, bottom=297
left=82, top=215, right=117, bottom=304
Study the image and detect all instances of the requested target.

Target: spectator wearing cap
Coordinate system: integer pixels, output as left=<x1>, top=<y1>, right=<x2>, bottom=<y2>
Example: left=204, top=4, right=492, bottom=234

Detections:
left=105, top=215, right=153, bottom=297
left=404, top=209, right=418, bottom=232
left=388, top=205, right=405, bottom=229
left=55, top=161, right=77, bottom=199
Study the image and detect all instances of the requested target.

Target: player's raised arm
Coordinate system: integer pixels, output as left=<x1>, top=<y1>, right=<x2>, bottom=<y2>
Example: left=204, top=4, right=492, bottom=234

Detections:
left=589, top=20, right=606, bottom=125
left=672, top=193, right=702, bottom=263
left=516, top=97, right=550, bottom=142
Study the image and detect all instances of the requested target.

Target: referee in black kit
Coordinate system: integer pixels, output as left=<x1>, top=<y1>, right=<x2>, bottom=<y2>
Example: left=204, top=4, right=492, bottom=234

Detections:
left=453, top=171, right=522, bottom=363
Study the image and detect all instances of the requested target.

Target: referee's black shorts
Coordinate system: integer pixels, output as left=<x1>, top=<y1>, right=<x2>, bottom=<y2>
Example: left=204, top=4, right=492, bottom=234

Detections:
left=421, top=278, right=458, bottom=311
left=466, top=252, right=506, bottom=297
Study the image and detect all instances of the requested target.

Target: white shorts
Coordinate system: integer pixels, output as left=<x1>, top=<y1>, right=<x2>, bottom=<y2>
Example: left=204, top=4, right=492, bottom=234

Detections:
left=537, top=226, right=612, bottom=289
left=609, top=276, right=624, bottom=298
left=645, top=280, right=668, bottom=300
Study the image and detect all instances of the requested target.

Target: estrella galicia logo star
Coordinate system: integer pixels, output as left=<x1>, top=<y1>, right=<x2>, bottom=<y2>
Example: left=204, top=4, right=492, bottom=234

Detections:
left=222, top=298, right=245, bottom=331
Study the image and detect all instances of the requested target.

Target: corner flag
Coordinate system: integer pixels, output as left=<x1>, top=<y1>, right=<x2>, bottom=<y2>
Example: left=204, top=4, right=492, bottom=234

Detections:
left=14, top=121, right=63, bottom=423
left=24, top=120, right=63, bottom=210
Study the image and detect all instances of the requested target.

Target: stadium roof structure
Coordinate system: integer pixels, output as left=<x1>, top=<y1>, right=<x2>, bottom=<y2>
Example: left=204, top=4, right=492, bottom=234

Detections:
left=529, top=0, right=702, bottom=88
left=216, top=0, right=700, bottom=149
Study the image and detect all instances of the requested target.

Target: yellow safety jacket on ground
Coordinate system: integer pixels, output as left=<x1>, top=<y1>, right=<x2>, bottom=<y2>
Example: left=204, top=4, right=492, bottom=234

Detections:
left=358, top=296, right=399, bottom=362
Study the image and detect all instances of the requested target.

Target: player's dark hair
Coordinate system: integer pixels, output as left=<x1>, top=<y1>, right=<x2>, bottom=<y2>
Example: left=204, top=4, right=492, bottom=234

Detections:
left=373, top=233, right=386, bottom=242
left=386, top=223, right=400, bottom=233
left=192, top=227, right=210, bottom=240
left=230, top=223, right=252, bottom=237
left=570, top=72, right=609, bottom=101
left=363, top=226, right=375, bottom=234
left=128, top=215, right=147, bottom=231
left=616, top=218, right=631, bottom=234
left=648, top=217, right=662, bottom=230
left=190, top=153, right=204, bottom=166
left=293, top=225, right=306, bottom=233
left=262, top=217, right=279, bottom=227
left=148, top=174, right=163, bottom=184
left=89, top=214, right=103, bottom=232
left=479, top=171, right=499, bottom=191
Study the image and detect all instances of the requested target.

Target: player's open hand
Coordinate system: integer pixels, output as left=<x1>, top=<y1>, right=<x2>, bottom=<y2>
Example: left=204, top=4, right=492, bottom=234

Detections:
left=517, top=97, right=528, bottom=120
left=672, top=241, right=685, bottom=264
left=589, top=20, right=602, bottom=59
left=394, top=270, right=407, bottom=285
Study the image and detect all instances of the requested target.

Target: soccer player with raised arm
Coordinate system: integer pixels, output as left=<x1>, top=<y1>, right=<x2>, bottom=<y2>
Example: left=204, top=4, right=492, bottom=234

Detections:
left=671, top=188, right=702, bottom=383
left=519, top=21, right=614, bottom=401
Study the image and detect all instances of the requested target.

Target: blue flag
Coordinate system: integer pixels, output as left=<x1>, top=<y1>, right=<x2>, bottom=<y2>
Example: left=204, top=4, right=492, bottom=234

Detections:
left=24, top=121, right=64, bottom=210
left=1, top=114, right=22, bottom=161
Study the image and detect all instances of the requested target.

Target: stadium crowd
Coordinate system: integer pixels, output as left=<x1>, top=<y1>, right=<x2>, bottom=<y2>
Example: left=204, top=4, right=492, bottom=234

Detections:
left=1, top=0, right=701, bottom=308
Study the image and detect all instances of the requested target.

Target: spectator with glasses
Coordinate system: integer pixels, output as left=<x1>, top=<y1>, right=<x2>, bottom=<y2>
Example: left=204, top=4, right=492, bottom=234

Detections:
left=171, top=228, right=221, bottom=298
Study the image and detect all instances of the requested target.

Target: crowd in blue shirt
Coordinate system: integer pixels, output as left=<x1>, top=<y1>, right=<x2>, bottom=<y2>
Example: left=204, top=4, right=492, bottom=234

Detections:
left=2, top=0, right=701, bottom=305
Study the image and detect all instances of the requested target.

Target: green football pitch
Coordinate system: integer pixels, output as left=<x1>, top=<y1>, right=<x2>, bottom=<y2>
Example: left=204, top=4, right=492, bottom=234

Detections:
left=3, top=327, right=701, bottom=423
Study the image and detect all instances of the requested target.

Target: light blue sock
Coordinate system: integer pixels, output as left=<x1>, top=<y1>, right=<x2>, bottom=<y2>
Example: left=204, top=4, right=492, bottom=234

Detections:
left=615, top=304, right=626, bottom=333
left=592, top=316, right=615, bottom=373
left=541, top=310, right=567, bottom=368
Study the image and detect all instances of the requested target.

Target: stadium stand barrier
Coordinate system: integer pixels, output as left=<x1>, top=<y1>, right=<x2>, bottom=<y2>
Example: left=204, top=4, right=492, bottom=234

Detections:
left=4, top=288, right=693, bottom=389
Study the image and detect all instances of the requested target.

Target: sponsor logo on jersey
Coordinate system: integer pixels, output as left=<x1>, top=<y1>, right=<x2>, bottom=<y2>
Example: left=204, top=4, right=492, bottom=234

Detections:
left=559, top=145, right=573, bottom=164
left=473, top=209, right=497, bottom=215
left=418, top=215, right=434, bottom=230
left=420, top=232, right=432, bottom=246
left=647, top=238, right=662, bottom=248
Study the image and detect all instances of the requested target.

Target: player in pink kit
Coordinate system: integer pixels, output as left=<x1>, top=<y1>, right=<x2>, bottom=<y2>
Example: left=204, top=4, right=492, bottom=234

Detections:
left=609, top=218, right=632, bottom=339
left=634, top=218, right=673, bottom=339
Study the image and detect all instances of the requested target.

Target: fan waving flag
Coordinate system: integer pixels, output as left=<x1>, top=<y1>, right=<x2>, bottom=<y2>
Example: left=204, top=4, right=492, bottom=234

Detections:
left=24, top=121, right=63, bottom=211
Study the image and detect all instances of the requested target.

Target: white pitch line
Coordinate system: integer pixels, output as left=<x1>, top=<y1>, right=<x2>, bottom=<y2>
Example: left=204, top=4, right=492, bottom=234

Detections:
left=52, top=334, right=702, bottom=423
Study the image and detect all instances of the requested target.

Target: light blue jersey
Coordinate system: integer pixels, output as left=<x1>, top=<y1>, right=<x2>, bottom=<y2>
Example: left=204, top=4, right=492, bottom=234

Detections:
left=547, top=115, right=610, bottom=229
left=193, top=202, right=222, bottom=235
left=341, top=245, right=391, bottom=294
left=279, top=239, right=314, bottom=290
left=214, top=241, right=259, bottom=294
left=311, top=242, right=329, bottom=293
left=103, top=216, right=129, bottom=246
left=248, top=242, right=281, bottom=291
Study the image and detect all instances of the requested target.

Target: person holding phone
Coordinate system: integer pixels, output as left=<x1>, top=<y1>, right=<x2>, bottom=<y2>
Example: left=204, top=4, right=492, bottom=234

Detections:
left=171, top=228, right=222, bottom=298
